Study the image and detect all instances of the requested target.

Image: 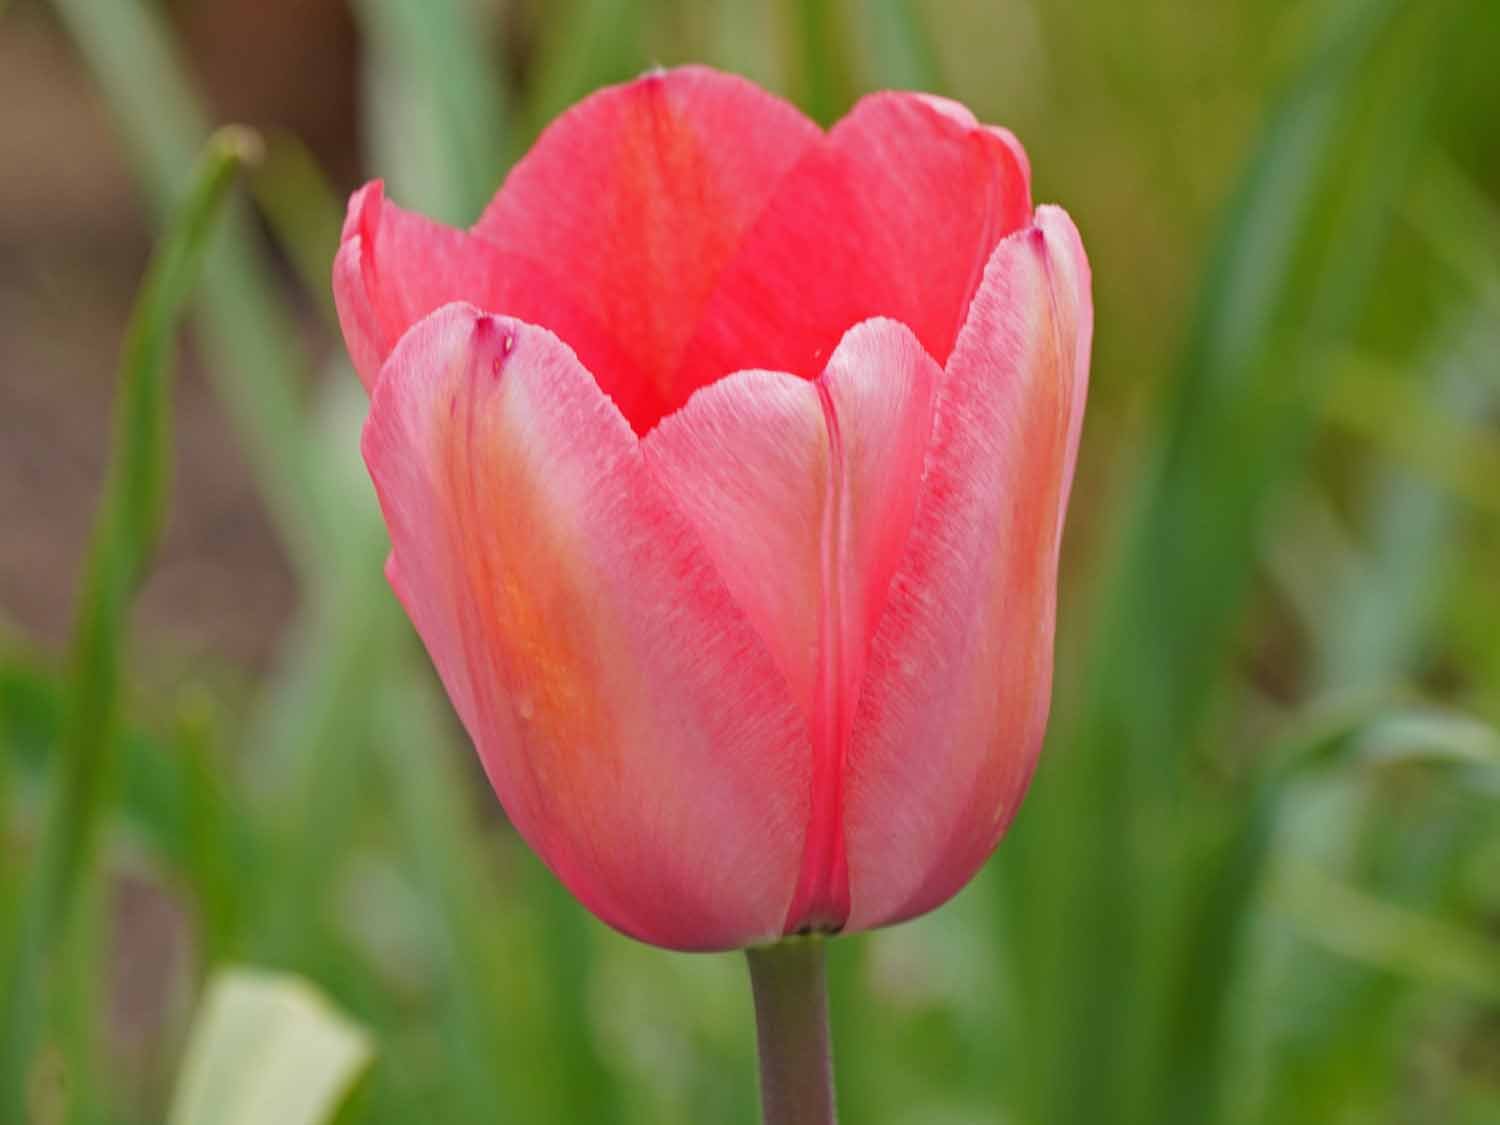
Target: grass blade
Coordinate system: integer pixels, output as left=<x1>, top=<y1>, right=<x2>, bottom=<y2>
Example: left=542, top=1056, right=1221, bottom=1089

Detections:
left=1273, top=864, right=1500, bottom=1004
left=525, top=0, right=643, bottom=141
left=0, top=128, right=257, bottom=1123
left=1, top=655, right=262, bottom=939
left=778, top=0, right=856, bottom=122
left=1318, top=311, right=1499, bottom=687
left=50, top=0, right=325, bottom=576
left=350, top=0, right=509, bottom=222
left=249, top=131, right=347, bottom=326
left=866, top=0, right=942, bottom=90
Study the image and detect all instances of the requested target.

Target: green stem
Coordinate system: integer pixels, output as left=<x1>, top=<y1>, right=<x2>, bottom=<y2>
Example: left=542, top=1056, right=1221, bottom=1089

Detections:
left=745, top=939, right=838, bottom=1125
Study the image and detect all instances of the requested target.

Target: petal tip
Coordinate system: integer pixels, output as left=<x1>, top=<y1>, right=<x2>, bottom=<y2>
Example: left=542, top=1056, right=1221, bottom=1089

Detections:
left=907, top=91, right=979, bottom=128
left=470, top=310, right=519, bottom=364
left=1033, top=204, right=1086, bottom=250
left=1030, top=206, right=1094, bottom=325
left=341, top=178, right=385, bottom=244
left=333, top=237, right=380, bottom=392
left=819, top=315, right=935, bottom=377
left=986, top=126, right=1032, bottom=192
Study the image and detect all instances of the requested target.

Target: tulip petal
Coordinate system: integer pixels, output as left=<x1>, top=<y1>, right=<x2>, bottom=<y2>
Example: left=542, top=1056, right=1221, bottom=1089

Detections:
left=643, top=370, right=827, bottom=714
left=362, top=302, right=811, bottom=950
left=333, top=182, right=636, bottom=396
left=473, top=66, right=821, bottom=432
left=643, top=319, right=940, bottom=932
left=678, top=92, right=1032, bottom=393
left=842, top=207, right=1092, bottom=933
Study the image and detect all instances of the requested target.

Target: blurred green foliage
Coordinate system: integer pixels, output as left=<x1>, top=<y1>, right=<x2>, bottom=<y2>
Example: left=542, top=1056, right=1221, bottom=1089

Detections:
left=3, top=0, right=1498, bottom=1122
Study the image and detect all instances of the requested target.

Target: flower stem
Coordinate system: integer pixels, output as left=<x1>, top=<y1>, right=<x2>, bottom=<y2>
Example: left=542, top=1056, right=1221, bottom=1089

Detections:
left=745, top=938, right=838, bottom=1125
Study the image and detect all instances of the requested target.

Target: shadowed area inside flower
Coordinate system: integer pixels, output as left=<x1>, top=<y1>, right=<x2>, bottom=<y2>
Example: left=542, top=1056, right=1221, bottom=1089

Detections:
left=345, top=65, right=1092, bottom=949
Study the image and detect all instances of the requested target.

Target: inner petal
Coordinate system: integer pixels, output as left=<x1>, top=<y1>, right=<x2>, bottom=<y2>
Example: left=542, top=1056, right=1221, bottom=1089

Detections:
left=673, top=92, right=1032, bottom=400
left=643, top=318, right=940, bottom=933
left=471, top=66, right=820, bottom=434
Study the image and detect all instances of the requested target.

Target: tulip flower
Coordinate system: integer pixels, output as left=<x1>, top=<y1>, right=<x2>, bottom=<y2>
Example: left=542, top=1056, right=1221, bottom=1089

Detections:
left=335, top=65, right=1089, bottom=1123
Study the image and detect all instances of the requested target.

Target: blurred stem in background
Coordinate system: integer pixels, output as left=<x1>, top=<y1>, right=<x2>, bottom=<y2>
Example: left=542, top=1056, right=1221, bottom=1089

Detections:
left=0, top=128, right=259, bottom=1123
left=865, top=0, right=941, bottom=91
left=780, top=0, right=855, bottom=123
left=527, top=0, right=645, bottom=146
left=352, top=0, right=510, bottom=223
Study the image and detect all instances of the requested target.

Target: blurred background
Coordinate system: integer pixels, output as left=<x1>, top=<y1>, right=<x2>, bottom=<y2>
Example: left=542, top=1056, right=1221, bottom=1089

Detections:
left=2, top=0, right=1498, bottom=1122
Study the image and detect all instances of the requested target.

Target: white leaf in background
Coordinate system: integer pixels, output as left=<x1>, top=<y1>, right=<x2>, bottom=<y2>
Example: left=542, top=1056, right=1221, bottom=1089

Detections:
left=168, top=967, right=373, bottom=1125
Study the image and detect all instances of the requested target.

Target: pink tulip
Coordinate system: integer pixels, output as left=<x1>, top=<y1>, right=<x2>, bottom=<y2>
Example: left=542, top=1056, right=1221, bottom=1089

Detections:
left=334, top=66, right=1091, bottom=953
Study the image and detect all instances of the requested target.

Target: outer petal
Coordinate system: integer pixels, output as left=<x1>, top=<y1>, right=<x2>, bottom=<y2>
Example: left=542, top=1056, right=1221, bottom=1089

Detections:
left=842, top=206, right=1092, bottom=933
left=362, top=302, right=810, bottom=950
left=643, top=320, right=939, bottom=932
left=677, top=93, right=1032, bottom=393
left=642, top=370, right=826, bottom=716
left=333, top=181, right=635, bottom=396
left=474, top=66, right=821, bottom=432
